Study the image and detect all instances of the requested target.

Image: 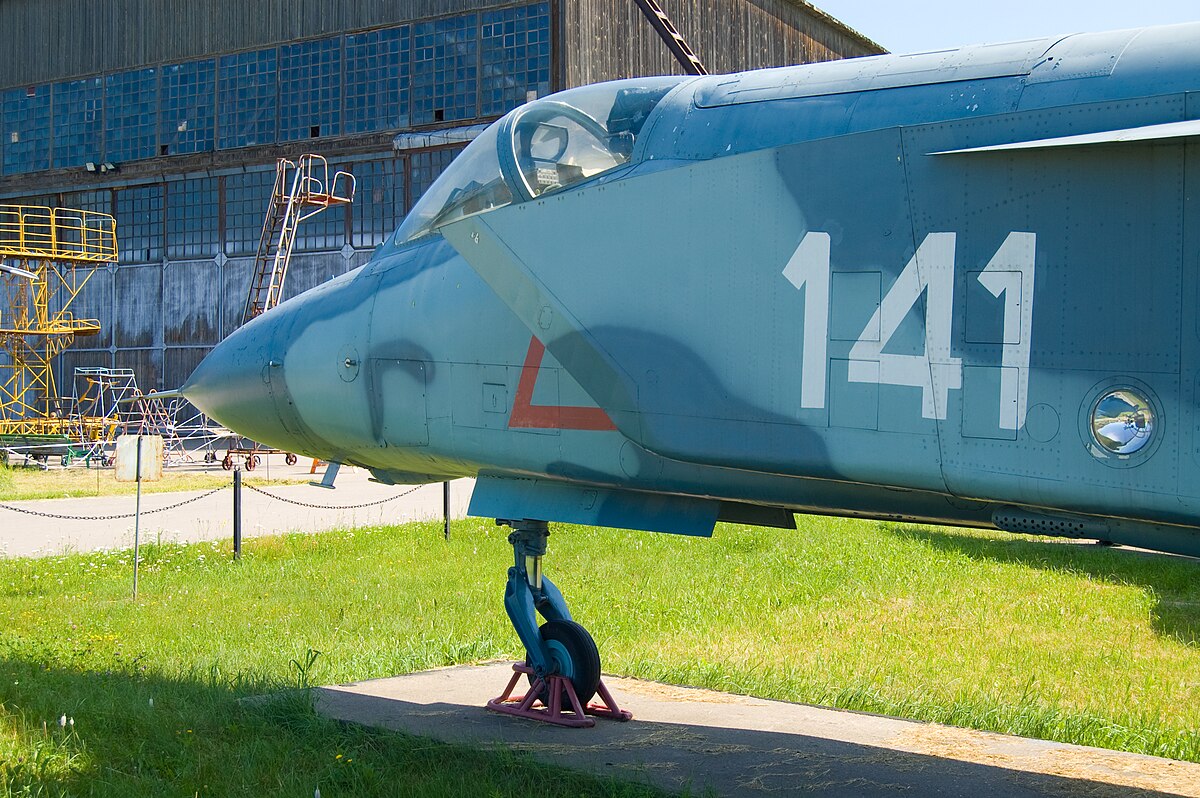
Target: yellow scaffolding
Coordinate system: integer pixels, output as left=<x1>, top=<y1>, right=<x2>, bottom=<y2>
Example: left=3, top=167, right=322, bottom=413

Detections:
left=0, top=204, right=117, bottom=439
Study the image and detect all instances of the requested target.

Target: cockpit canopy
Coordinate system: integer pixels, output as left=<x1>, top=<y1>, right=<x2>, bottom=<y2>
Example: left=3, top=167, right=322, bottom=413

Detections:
left=393, top=77, right=686, bottom=244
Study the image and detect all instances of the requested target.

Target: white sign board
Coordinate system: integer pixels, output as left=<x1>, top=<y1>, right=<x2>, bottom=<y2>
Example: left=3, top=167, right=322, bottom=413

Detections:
left=114, top=435, right=164, bottom=482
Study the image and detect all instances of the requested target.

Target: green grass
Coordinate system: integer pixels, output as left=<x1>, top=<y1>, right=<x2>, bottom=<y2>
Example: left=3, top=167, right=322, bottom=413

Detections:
left=0, top=463, right=301, bottom=502
left=1, top=516, right=1199, bottom=796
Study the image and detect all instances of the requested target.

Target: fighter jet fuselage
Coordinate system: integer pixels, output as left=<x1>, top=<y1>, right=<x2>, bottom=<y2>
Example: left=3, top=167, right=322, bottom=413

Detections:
left=186, top=23, right=1200, bottom=558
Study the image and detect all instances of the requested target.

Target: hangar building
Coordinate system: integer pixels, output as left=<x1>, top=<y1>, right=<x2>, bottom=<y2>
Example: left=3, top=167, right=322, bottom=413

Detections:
left=0, top=0, right=880, bottom=400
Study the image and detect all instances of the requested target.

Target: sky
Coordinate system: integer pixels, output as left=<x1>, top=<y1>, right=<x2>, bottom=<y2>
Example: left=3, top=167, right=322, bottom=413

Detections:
left=812, top=2, right=1200, bottom=54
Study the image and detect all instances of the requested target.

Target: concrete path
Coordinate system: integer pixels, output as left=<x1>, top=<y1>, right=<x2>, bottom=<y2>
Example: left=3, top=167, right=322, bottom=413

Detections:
left=315, top=663, right=1200, bottom=798
left=0, top=459, right=474, bottom=557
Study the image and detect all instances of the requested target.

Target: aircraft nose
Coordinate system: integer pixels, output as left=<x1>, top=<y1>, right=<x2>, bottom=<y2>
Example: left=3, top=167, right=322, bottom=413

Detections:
left=182, top=318, right=300, bottom=451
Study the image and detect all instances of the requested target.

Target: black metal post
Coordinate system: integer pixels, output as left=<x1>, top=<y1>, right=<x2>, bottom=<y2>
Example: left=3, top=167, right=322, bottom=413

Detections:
left=233, top=468, right=242, bottom=559
left=443, top=481, right=450, bottom=540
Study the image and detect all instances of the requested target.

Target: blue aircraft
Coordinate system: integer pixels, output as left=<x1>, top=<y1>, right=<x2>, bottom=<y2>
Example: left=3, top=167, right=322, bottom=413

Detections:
left=183, top=22, right=1200, bottom=714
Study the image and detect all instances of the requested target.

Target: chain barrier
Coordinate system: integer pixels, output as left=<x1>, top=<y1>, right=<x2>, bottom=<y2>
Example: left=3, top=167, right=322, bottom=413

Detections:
left=0, top=480, right=428, bottom=520
left=242, top=482, right=423, bottom=510
left=0, top=486, right=228, bottom=521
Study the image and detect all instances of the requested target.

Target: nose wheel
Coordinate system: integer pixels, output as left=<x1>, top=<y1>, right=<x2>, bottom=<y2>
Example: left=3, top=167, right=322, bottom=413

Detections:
left=531, top=619, right=601, bottom=706
left=486, top=519, right=631, bottom=727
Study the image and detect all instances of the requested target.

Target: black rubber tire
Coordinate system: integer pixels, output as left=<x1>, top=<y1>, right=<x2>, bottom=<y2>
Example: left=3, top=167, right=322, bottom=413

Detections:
left=221, top=456, right=233, bottom=471
left=527, top=619, right=601, bottom=707
left=285, top=453, right=297, bottom=466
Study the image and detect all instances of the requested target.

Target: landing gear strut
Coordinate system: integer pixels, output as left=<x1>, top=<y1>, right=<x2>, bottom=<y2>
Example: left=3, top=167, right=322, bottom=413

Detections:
left=486, top=519, right=631, bottom=728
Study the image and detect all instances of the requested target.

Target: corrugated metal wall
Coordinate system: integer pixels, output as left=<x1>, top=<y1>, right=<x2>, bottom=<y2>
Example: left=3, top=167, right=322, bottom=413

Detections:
left=0, top=0, right=519, bottom=89
left=563, top=0, right=881, bottom=85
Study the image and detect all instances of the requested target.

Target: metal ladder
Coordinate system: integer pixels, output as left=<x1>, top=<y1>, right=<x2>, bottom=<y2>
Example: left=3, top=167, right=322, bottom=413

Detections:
left=241, top=154, right=356, bottom=326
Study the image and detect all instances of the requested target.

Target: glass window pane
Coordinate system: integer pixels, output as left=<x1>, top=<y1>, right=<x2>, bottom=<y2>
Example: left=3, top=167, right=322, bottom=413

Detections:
left=159, top=60, right=216, bottom=156
left=105, top=69, right=158, bottom=163
left=14, top=193, right=56, bottom=208
left=412, top=15, right=478, bottom=125
left=279, top=37, right=342, bottom=141
left=344, top=26, right=410, bottom=134
left=218, top=49, right=277, bottom=149
left=2, top=85, right=52, bottom=174
left=115, top=184, right=164, bottom=264
left=62, top=190, right=112, bottom=217
left=223, top=168, right=275, bottom=256
left=481, top=3, right=551, bottom=116
left=52, top=77, right=104, bottom=169
left=166, top=177, right=219, bottom=259
left=56, top=190, right=112, bottom=255
left=350, top=157, right=406, bottom=249
left=410, top=146, right=465, bottom=205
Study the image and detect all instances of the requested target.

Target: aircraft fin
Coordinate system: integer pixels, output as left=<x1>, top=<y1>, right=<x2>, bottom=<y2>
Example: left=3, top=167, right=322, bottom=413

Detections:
left=468, top=475, right=718, bottom=536
left=929, top=118, right=1200, bottom=155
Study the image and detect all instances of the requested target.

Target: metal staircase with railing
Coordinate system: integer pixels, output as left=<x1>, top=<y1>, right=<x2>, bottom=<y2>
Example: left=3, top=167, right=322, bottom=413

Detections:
left=241, top=154, right=356, bottom=326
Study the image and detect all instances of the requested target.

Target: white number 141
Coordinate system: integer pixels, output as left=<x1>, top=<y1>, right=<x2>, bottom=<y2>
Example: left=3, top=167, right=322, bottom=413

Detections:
left=782, top=231, right=1035, bottom=430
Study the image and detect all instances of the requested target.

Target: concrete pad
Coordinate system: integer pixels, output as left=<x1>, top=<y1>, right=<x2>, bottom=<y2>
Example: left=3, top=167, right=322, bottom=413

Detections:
left=0, top=461, right=474, bottom=557
left=315, top=663, right=1200, bottom=797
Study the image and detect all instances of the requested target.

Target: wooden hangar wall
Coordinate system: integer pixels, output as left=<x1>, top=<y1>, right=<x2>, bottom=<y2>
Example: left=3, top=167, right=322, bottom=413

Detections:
left=0, top=0, right=879, bottom=404
left=564, top=0, right=882, bottom=84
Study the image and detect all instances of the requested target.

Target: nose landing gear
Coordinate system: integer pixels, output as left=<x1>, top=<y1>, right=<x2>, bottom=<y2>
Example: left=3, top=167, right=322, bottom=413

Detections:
left=486, top=519, right=631, bottom=728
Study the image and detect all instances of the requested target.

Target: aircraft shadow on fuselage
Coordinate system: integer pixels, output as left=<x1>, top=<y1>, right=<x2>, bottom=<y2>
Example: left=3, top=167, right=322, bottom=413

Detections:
left=886, top=524, right=1200, bottom=646
left=551, top=326, right=839, bottom=481
left=315, top=688, right=1182, bottom=798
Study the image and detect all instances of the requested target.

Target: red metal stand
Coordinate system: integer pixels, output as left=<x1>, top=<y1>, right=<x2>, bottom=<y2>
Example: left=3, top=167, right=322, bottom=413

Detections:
left=486, top=663, right=633, bottom=728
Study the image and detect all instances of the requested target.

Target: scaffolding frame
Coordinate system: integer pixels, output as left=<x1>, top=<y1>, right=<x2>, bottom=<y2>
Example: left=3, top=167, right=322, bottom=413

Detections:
left=66, top=367, right=139, bottom=462
left=0, top=204, right=117, bottom=438
left=126, top=390, right=191, bottom=465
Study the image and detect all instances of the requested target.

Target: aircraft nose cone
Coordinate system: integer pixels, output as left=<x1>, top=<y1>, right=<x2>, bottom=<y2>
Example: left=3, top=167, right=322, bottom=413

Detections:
left=182, top=318, right=300, bottom=451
